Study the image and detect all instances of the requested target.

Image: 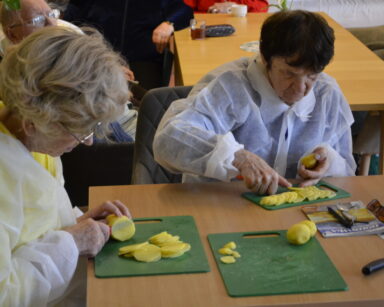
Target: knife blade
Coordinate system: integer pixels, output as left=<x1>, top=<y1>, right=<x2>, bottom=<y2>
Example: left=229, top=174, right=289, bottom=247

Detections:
left=327, top=206, right=354, bottom=228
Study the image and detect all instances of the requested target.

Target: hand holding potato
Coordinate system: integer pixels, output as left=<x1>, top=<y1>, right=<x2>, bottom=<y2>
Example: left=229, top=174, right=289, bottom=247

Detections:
left=64, top=218, right=110, bottom=257
left=298, top=147, right=330, bottom=187
left=233, top=149, right=291, bottom=195
left=78, top=200, right=131, bottom=223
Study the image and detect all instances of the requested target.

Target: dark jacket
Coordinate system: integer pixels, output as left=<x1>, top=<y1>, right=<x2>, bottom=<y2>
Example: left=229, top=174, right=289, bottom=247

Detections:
left=64, top=0, right=193, bottom=62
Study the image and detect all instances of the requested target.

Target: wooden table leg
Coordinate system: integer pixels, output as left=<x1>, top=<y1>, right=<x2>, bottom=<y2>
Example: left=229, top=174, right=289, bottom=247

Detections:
left=380, top=111, right=384, bottom=174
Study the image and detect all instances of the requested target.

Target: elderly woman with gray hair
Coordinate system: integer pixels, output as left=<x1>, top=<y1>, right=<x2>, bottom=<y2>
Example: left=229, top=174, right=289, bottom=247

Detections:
left=0, top=26, right=131, bottom=306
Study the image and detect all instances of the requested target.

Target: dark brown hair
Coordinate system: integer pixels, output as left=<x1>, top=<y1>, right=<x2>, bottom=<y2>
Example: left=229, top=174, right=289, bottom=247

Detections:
left=260, top=10, right=335, bottom=72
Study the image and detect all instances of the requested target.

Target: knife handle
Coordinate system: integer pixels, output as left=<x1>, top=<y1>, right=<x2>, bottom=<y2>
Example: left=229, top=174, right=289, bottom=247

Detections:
left=327, top=206, right=353, bottom=228
left=362, top=258, right=384, bottom=275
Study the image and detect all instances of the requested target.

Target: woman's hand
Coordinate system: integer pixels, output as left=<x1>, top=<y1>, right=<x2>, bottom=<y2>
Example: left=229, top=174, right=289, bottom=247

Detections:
left=298, top=147, right=330, bottom=186
left=152, top=22, right=174, bottom=53
left=78, top=200, right=131, bottom=223
left=233, top=149, right=291, bottom=195
left=64, top=218, right=110, bottom=257
left=121, top=66, right=135, bottom=81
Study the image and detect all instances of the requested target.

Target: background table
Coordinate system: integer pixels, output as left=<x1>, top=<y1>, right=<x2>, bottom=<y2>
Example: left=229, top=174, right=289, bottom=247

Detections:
left=174, top=13, right=384, bottom=173
left=88, top=176, right=384, bottom=306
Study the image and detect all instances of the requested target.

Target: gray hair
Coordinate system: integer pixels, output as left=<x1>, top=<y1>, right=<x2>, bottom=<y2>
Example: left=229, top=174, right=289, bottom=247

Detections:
left=0, top=26, right=129, bottom=138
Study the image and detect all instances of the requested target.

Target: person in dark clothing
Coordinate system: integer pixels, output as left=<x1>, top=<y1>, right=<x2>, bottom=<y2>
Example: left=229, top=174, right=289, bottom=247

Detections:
left=64, top=0, right=194, bottom=90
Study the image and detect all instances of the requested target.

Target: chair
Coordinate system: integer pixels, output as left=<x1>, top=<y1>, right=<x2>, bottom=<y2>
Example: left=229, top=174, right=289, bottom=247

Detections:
left=62, top=142, right=134, bottom=206
left=132, top=86, right=192, bottom=184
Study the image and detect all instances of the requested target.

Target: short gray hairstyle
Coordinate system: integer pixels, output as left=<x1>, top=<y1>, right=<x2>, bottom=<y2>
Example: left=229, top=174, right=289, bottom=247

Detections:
left=0, top=26, right=129, bottom=138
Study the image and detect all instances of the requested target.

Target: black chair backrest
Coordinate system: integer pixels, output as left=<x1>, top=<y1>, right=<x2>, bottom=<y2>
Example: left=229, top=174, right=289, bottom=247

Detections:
left=132, top=86, right=192, bottom=184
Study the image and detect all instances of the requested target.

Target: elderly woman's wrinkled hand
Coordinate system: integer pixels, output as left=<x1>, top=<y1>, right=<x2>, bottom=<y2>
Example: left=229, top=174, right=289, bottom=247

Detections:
left=152, top=22, right=174, bottom=54
left=64, top=218, right=110, bottom=257
left=298, top=146, right=330, bottom=187
left=78, top=200, right=131, bottom=222
left=233, top=149, right=291, bottom=195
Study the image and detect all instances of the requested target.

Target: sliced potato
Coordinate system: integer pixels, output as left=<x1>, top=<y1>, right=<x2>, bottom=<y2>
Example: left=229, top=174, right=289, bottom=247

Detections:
left=118, top=241, right=149, bottom=256
left=223, top=241, right=236, bottom=249
left=106, top=214, right=136, bottom=241
left=133, top=244, right=161, bottom=262
left=161, top=243, right=191, bottom=258
left=220, top=256, right=236, bottom=264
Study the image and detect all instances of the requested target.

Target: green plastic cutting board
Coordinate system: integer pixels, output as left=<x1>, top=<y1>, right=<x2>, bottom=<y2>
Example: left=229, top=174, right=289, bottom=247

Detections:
left=95, top=215, right=210, bottom=278
left=242, top=181, right=350, bottom=210
left=208, top=230, right=347, bottom=297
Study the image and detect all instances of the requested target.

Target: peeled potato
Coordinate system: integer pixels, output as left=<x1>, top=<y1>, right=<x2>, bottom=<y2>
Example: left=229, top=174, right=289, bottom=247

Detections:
left=223, top=241, right=236, bottom=249
left=286, top=223, right=311, bottom=245
left=106, top=214, right=136, bottom=241
left=161, top=242, right=191, bottom=258
left=133, top=244, right=161, bottom=262
left=220, top=256, right=236, bottom=264
left=118, top=241, right=149, bottom=256
left=299, top=220, right=317, bottom=237
left=301, top=153, right=317, bottom=169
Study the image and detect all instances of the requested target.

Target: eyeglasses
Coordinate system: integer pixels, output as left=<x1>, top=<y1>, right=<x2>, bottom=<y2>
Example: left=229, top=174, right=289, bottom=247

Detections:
left=59, top=121, right=101, bottom=144
left=9, top=9, right=60, bottom=29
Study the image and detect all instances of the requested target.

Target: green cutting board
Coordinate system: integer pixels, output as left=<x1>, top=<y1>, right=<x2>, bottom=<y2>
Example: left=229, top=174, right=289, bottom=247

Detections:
left=95, top=215, right=210, bottom=278
left=208, top=230, right=347, bottom=297
left=242, top=181, right=350, bottom=210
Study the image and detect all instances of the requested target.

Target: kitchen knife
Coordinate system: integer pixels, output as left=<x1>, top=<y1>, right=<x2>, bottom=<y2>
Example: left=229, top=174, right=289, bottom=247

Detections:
left=362, top=258, right=384, bottom=275
left=327, top=206, right=354, bottom=228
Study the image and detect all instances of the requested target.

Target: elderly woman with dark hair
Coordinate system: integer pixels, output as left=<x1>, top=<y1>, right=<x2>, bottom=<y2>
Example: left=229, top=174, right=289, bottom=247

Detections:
left=154, top=10, right=356, bottom=195
left=0, top=26, right=131, bottom=306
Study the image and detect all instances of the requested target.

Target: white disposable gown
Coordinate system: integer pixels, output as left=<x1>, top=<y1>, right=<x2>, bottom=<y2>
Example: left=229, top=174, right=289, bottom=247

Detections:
left=0, top=133, right=82, bottom=306
left=154, top=56, right=356, bottom=182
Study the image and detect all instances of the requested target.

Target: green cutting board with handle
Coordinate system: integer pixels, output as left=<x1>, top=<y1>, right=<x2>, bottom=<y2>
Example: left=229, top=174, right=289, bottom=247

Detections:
left=95, top=215, right=210, bottom=278
left=208, top=230, right=347, bottom=297
left=242, top=180, right=350, bottom=210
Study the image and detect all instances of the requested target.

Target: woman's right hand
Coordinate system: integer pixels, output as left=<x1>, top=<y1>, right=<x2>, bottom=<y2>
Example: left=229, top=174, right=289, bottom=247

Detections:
left=64, top=218, right=110, bottom=257
left=233, top=149, right=291, bottom=195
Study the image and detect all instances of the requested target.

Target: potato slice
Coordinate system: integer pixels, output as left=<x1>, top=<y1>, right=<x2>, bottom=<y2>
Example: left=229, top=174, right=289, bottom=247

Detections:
left=149, top=231, right=178, bottom=245
left=218, top=247, right=233, bottom=255
left=161, top=242, right=191, bottom=258
left=223, top=241, right=236, bottom=249
left=118, top=242, right=149, bottom=256
left=106, top=214, right=136, bottom=242
left=133, top=244, right=161, bottom=262
left=220, top=256, right=236, bottom=264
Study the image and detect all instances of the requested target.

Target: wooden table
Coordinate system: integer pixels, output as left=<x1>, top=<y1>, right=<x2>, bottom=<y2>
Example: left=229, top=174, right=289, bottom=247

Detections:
left=174, top=13, right=384, bottom=173
left=88, top=176, right=384, bottom=306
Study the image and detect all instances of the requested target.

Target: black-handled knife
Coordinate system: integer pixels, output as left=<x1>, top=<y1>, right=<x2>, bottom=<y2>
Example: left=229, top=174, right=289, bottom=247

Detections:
left=327, top=206, right=354, bottom=228
left=362, top=258, right=384, bottom=275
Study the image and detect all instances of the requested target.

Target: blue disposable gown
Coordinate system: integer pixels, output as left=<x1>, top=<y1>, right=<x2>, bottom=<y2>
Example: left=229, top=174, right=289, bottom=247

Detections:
left=154, top=56, right=356, bottom=182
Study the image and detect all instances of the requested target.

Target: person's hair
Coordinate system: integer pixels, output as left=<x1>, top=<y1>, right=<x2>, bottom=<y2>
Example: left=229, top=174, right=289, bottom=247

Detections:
left=0, top=26, right=129, bottom=138
left=259, top=10, right=335, bottom=73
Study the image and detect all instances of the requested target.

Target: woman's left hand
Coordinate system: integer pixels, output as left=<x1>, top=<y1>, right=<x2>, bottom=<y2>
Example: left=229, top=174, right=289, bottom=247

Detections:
left=77, top=200, right=131, bottom=223
left=152, top=22, right=174, bottom=53
left=298, top=146, right=330, bottom=187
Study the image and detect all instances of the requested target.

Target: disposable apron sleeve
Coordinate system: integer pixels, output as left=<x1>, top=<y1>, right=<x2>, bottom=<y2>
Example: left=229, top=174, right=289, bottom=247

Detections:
left=204, top=132, right=244, bottom=181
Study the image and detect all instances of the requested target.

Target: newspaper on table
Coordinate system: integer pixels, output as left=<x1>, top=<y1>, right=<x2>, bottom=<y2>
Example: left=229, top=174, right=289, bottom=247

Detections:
left=301, top=200, right=384, bottom=238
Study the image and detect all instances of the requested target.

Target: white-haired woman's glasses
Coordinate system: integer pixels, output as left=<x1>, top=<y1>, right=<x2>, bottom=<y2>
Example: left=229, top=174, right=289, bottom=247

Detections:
left=59, top=121, right=101, bottom=144
left=9, top=9, right=60, bottom=29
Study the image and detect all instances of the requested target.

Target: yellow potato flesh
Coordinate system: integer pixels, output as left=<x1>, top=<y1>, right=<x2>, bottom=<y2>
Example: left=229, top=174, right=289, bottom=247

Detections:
left=299, top=220, right=317, bottom=237
left=118, top=242, right=149, bottom=256
left=260, top=186, right=336, bottom=206
left=161, top=243, right=191, bottom=258
left=223, top=241, right=236, bottom=249
left=133, top=244, right=161, bottom=262
left=286, top=223, right=311, bottom=245
left=301, top=154, right=317, bottom=169
left=220, top=256, right=236, bottom=264
left=106, top=215, right=136, bottom=242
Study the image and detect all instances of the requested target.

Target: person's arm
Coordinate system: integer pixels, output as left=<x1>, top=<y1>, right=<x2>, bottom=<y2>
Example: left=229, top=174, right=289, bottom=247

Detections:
left=163, top=0, right=194, bottom=30
left=154, top=72, right=252, bottom=181
left=297, top=85, right=356, bottom=185
left=0, top=228, right=79, bottom=306
left=236, top=0, right=269, bottom=12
